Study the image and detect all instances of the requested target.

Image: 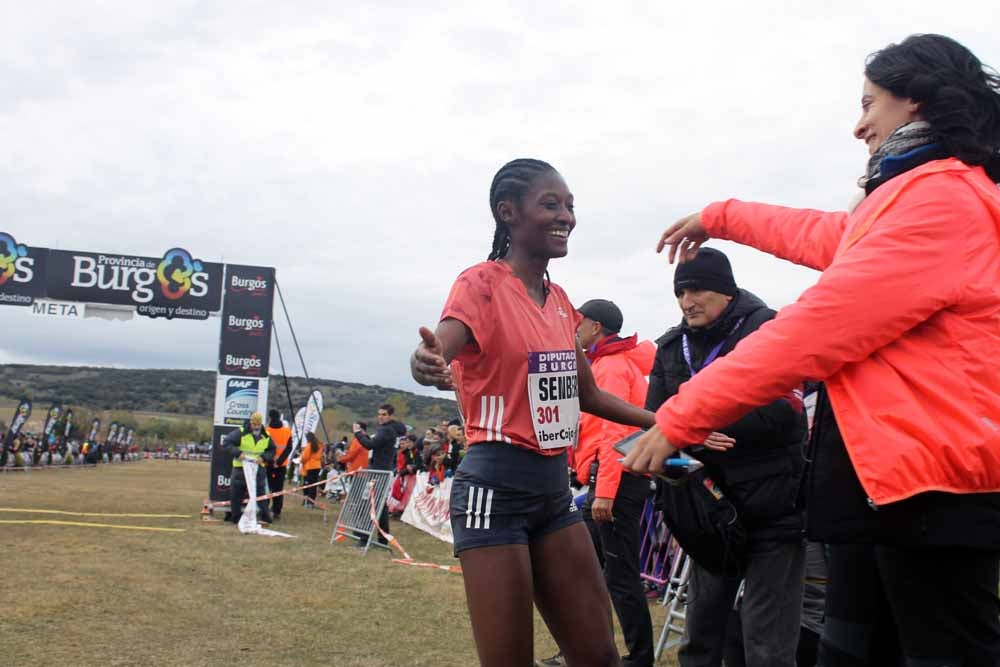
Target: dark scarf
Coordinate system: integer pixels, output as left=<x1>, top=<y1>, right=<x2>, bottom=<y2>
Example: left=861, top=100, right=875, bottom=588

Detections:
left=859, top=121, right=943, bottom=193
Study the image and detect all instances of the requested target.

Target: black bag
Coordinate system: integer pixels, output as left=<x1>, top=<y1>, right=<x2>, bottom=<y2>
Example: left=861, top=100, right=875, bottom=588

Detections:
left=657, top=468, right=748, bottom=576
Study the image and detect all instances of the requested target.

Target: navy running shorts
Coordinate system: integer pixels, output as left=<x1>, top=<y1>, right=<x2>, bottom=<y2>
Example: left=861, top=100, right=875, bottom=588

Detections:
left=450, top=442, right=581, bottom=555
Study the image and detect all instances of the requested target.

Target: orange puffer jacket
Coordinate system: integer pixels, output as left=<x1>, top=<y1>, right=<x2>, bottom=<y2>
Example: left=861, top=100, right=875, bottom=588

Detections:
left=655, top=158, right=1000, bottom=506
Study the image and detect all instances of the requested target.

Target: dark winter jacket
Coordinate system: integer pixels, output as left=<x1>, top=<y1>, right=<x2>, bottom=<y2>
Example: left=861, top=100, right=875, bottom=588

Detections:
left=355, top=420, right=406, bottom=471
left=646, top=289, right=807, bottom=542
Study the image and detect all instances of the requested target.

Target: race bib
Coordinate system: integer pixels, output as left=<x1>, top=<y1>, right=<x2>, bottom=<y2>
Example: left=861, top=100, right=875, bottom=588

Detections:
left=527, top=350, right=581, bottom=449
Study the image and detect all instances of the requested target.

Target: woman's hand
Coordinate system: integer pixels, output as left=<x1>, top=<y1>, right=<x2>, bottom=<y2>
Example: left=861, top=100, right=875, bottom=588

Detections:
left=621, top=425, right=678, bottom=474
left=658, top=212, right=710, bottom=264
left=411, top=326, right=454, bottom=389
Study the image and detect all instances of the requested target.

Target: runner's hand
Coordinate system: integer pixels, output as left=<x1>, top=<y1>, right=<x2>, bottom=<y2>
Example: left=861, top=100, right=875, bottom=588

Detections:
left=703, top=432, right=735, bottom=452
left=621, top=425, right=678, bottom=475
left=412, top=326, right=454, bottom=389
left=591, top=497, right=614, bottom=523
left=658, top=212, right=710, bottom=264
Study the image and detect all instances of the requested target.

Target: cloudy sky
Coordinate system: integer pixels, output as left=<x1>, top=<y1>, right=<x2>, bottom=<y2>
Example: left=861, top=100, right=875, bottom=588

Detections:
left=1, top=1, right=996, bottom=398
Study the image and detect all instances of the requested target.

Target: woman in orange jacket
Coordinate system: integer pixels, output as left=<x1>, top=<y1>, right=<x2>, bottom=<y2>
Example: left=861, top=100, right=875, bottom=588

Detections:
left=625, top=34, right=1000, bottom=663
left=300, top=432, right=324, bottom=507
left=336, top=425, right=369, bottom=475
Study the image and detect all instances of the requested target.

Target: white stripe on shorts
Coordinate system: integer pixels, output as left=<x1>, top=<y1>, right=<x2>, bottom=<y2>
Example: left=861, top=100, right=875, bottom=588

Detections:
left=466, top=485, right=476, bottom=529
left=474, top=485, right=485, bottom=529
left=483, top=488, right=494, bottom=530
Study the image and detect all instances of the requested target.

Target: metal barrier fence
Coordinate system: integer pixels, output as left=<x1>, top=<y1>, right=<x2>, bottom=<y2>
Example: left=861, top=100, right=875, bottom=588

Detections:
left=330, top=469, right=393, bottom=555
left=655, top=542, right=691, bottom=660
left=639, top=498, right=675, bottom=589
left=635, top=496, right=693, bottom=661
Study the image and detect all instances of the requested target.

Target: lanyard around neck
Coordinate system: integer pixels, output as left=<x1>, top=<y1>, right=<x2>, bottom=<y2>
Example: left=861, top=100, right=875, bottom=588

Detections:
left=682, top=317, right=745, bottom=376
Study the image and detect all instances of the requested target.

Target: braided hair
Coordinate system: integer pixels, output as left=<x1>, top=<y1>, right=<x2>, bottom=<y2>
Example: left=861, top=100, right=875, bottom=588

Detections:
left=487, top=158, right=557, bottom=294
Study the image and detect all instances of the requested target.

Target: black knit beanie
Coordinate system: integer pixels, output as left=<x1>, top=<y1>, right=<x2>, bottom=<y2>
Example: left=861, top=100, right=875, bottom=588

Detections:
left=673, top=247, right=738, bottom=296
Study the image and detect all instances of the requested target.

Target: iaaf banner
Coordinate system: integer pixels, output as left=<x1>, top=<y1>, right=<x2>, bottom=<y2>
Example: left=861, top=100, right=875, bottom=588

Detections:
left=87, top=417, right=101, bottom=442
left=213, top=375, right=269, bottom=427
left=0, top=233, right=47, bottom=307
left=3, top=398, right=32, bottom=446
left=42, top=405, right=61, bottom=438
left=401, top=472, right=454, bottom=544
left=63, top=409, right=74, bottom=439
left=45, top=247, right=223, bottom=320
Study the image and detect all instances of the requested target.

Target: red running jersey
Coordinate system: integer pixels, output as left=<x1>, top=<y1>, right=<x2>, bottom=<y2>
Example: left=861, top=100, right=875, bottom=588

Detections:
left=442, top=261, right=583, bottom=456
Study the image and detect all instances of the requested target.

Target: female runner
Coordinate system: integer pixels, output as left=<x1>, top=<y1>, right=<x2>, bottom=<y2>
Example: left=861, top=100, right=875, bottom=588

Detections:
left=412, top=158, right=655, bottom=666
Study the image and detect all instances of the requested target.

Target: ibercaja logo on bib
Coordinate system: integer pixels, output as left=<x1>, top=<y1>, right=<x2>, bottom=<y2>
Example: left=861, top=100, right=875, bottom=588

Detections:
left=223, top=353, right=264, bottom=376
left=229, top=273, right=269, bottom=296
left=226, top=313, right=267, bottom=336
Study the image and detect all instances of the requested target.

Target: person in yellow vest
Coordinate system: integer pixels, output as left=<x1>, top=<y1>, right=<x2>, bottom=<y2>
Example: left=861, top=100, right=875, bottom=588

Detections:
left=264, top=409, right=293, bottom=521
left=222, top=412, right=275, bottom=525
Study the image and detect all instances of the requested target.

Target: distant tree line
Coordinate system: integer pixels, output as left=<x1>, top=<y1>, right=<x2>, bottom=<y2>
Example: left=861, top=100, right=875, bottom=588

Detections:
left=0, top=364, right=458, bottom=440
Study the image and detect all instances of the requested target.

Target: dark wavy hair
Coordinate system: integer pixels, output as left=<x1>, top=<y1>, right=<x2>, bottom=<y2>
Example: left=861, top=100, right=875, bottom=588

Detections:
left=865, top=34, right=1000, bottom=181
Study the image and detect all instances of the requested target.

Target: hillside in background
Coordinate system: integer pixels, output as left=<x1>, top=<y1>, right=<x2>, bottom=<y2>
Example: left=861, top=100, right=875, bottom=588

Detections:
left=0, top=364, right=457, bottom=444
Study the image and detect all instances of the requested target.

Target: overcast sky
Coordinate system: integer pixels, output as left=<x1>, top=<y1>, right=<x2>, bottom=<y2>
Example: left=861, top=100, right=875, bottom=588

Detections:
left=1, top=1, right=997, bottom=399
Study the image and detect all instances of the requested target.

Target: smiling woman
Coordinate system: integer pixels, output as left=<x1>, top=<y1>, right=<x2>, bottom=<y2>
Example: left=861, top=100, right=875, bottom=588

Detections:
left=626, top=33, right=1000, bottom=664
left=410, top=158, right=656, bottom=666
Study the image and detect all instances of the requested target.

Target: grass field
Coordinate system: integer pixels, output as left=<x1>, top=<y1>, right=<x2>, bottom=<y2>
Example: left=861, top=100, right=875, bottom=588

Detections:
left=1, top=461, right=679, bottom=666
